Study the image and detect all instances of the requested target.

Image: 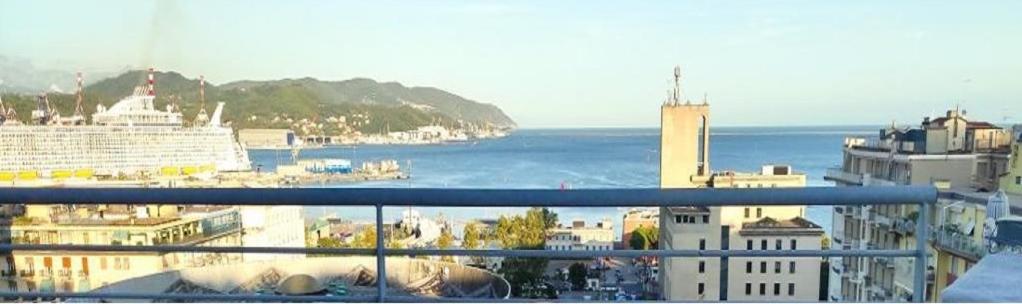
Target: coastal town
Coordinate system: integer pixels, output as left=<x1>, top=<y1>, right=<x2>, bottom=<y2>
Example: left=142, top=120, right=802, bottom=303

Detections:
left=0, top=65, right=1019, bottom=302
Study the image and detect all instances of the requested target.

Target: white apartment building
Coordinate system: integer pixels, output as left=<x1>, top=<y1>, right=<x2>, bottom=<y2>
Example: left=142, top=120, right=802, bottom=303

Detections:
left=545, top=219, right=614, bottom=251
left=239, top=206, right=306, bottom=262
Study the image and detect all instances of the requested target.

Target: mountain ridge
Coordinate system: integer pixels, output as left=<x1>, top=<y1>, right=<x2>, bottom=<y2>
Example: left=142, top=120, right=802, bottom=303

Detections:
left=1, top=70, right=515, bottom=135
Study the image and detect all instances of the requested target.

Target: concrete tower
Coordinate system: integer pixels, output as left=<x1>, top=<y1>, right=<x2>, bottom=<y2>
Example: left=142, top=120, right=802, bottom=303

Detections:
left=660, top=66, right=710, bottom=188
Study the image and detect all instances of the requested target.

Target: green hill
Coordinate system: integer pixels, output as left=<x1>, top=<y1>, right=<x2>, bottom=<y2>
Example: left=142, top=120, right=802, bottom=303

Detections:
left=0, top=70, right=515, bottom=135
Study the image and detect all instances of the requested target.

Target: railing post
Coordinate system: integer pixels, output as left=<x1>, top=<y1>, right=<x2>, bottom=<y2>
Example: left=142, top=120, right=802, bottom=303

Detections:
left=913, top=201, right=929, bottom=302
left=376, top=204, right=387, bottom=302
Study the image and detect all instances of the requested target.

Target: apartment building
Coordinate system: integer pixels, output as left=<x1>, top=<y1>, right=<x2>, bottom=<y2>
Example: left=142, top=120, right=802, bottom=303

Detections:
left=239, top=206, right=306, bottom=261
left=825, top=108, right=1015, bottom=302
left=545, top=219, right=614, bottom=251
left=0, top=204, right=243, bottom=293
left=656, top=70, right=823, bottom=301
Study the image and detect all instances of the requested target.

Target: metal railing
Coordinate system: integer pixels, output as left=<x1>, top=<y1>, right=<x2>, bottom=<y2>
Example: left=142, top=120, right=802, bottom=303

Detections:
left=0, top=186, right=936, bottom=302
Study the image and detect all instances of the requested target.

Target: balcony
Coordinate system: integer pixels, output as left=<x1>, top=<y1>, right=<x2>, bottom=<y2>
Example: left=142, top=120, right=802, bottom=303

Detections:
left=0, top=186, right=936, bottom=302
left=930, top=228, right=986, bottom=261
left=825, top=167, right=863, bottom=185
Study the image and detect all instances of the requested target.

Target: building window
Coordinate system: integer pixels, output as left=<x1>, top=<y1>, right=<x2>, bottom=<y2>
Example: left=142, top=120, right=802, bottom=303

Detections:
left=760, top=261, right=767, bottom=273
left=1016, top=176, right=1021, bottom=185
left=788, top=283, right=795, bottom=296
left=675, top=215, right=682, bottom=223
left=744, top=208, right=750, bottom=218
left=789, top=261, right=796, bottom=273
left=756, top=208, right=762, bottom=217
left=699, top=261, right=705, bottom=273
left=746, top=261, right=753, bottom=273
left=790, top=239, right=797, bottom=250
left=761, top=239, right=767, bottom=250
left=773, top=283, right=780, bottom=295
left=775, top=239, right=782, bottom=250
left=698, top=283, right=704, bottom=295
left=747, top=240, right=753, bottom=250
left=699, top=239, right=706, bottom=250
left=774, top=261, right=781, bottom=273
left=702, top=215, right=709, bottom=223
left=745, top=283, right=752, bottom=295
left=759, top=283, right=766, bottom=295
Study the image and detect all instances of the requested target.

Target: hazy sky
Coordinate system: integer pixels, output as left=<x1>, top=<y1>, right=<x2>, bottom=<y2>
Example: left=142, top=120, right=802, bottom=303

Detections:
left=2, top=1, right=1020, bottom=128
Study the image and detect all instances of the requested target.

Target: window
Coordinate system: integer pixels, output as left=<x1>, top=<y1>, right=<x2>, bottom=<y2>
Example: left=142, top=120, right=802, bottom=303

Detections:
left=745, top=283, right=752, bottom=295
left=788, top=283, right=795, bottom=296
left=761, top=239, right=767, bottom=250
left=698, top=283, right=704, bottom=295
left=744, top=207, right=750, bottom=218
left=790, top=239, right=797, bottom=250
left=756, top=208, right=762, bottom=217
left=747, top=240, right=753, bottom=250
left=699, top=261, right=705, bottom=273
left=699, top=239, right=706, bottom=250
left=1016, top=176, right=1021, bottom=185
left=675, top=215, right=682, bottom=223
left=789, top=261, right=796, bottom=273
left=773, top=283, right=780, bottom=295
left=702, top=215, right=709, bottom=223
left=746, top=261, right=753, bottom=273
left=760, top=261, right=767, bottom=273
left=759, top=283, right=766, bottom=295
left=774, top=261, right=781, bottom=273
left=775, top=239, right=782, bottom=250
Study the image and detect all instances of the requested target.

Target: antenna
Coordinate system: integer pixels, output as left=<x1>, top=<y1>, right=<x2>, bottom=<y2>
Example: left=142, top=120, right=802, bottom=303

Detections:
left=703, top=92, right=708, bottom=105
left=673, top=66, right=682, bottom=105
left=199, top=75, right=206, bottom=110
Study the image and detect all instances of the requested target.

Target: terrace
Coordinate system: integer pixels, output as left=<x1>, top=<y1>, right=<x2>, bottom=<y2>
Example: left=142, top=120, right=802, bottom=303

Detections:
left=0, top=186, right=936, bottom=302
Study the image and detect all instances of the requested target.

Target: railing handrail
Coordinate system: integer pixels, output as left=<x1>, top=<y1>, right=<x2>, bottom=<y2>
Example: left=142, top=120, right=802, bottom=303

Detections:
left=0, top=186, right=936, bottom=303
left=0, top=186, right=936, bottom=207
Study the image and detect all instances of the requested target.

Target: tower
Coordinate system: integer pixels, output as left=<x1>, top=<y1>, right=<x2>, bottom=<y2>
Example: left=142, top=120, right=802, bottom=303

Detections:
left=660, top=66, right=710, bottom=188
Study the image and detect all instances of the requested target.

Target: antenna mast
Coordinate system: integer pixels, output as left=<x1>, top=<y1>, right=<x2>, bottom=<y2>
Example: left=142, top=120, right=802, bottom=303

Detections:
left=673, top=66, right=683, bottom=105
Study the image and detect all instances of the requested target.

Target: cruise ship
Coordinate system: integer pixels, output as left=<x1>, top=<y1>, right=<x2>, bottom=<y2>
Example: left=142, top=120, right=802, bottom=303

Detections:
left=0, top=69, right=251, bottom=180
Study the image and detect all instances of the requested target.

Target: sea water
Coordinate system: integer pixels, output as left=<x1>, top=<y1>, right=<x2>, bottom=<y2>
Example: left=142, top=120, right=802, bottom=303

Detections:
left=249, top=126, right=878, bottom=238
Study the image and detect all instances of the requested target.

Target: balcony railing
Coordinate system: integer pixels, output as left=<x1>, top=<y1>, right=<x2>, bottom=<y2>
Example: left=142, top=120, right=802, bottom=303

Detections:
left=930, top=228, right=987, bottom=261
left=0, top=186, right=936, bottom=302
left=825, top=167, right=864, bottom=185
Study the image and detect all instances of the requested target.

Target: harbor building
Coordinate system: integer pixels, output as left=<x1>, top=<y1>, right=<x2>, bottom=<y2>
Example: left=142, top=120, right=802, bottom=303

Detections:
left=545, top=219, right=615, bottom=251
left=657, top=67, right=823, bottom=301
left=825, top=108, right=1017, bottom=302
left=622, top=208, right=659, bottom=249
left=0, top=205, right=243, bottom=293
left=237, top=129, right=297, bottom=149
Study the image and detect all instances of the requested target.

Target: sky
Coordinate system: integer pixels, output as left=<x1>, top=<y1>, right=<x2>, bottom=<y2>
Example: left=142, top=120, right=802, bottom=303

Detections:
left=1, top=1, right=1020, bottom=128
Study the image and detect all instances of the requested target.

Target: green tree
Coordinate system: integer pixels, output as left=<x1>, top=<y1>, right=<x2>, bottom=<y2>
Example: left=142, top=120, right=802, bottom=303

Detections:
left=495, top=207, right=557, bottom=297
left=463, top=222, right=483, bottom=266
left=568, top=262, right=588, bottom=290
left=628, top=226, right=660, bottom=250
left=463, top=222, right=481, bottom=249
left=317, top=238, right=346, bottom=248
left=541, top=207, right=559, bottom=229
left=437, top=227, right=455, bottom=263
left=351, top=226, right=377, bottom=249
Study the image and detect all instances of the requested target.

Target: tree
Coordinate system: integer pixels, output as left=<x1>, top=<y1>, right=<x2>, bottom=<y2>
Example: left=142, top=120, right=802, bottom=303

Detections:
left=568, top=262, right=588, bottom=290
left=495, top=207, right=557, bottom=297
left=463, top=222, right=481, bottom=250
left=541, top=207, right=559, bottom=229
left=351, top=226, right=377, bottom=249
left=628, top=226, right=660, bottom=250
left=463, top=222, right=483, bottom=266
left=437, top=227, right=455, bottom=263
left=317, top=238, right=345, bottom=248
